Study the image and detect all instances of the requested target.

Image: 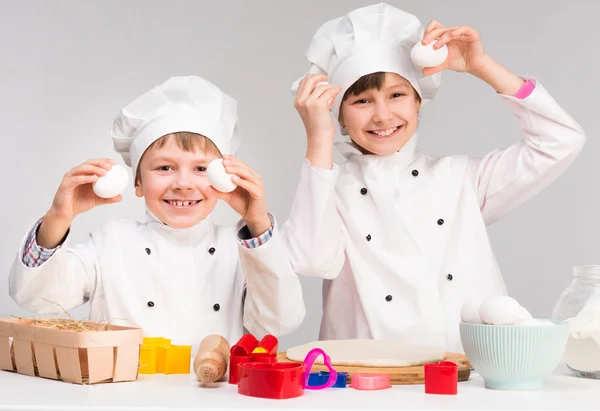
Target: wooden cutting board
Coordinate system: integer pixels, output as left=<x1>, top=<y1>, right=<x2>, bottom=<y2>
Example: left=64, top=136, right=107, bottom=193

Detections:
left=277, top=351, right=471, bottom=385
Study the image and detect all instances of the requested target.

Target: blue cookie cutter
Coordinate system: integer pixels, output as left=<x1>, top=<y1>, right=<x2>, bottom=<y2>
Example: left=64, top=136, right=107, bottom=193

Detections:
left=307, top=371, right=348, bottom=388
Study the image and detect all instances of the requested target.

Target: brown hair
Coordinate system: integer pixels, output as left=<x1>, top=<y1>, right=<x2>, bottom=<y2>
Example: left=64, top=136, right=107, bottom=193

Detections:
left=338, top=72, right=422, bottom=125
left=135, top=132, right=221, bottom=184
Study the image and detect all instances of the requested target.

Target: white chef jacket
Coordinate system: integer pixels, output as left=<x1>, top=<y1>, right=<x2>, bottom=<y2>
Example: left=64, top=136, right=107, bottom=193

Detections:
left=9, top=212, right=306, bottom=345
left=282, top=79, right=585, bottom=352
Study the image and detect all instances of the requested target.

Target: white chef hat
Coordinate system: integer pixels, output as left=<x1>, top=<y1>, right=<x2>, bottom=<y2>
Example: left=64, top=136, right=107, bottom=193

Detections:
left=291, top=2, right=441, bottom=125
left=112, top=75, right=240, bottom=174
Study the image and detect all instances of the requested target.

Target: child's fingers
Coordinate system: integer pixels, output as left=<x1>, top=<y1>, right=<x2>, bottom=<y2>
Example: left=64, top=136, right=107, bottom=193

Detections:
left=308, top=82, right=329, bottom=100
left=321, top=86, right=343, bottom=108
left=223, top=164, right=262, bottom=187
left=229, top=176, right=263, bottom=199
left=69, top=164, right=109, bottom=178
left=434, top=26, right=475, bottom=49
left=313, top=81, right=334, bottom=95
left=222, top=156, right=261, bottom=181
left=66, top=159, right=114, bottom=179
left=64, top=174, right=98, bottom=190
left=304, top=74, right=329, bottom=90
left=298, top=74, right=327, bottom=103
left=307, top=83, right=341, bottom=106
left=80, top=158, right=115, bottom=170
left=422, top=26, right=456, bottom=45
left=422, top=64, right=446, bottom=76
left=295, top=74, right=329, bottom=103
left=99, top=195, right=123, bottom=205
left=204, top=185, right=230, bottom=200
left=424, top=19, right=442, bottom=35
left=295, top=75, right=310, bottom=98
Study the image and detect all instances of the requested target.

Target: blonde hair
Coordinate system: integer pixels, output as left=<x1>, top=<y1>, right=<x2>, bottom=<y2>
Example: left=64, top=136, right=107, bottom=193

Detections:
left=135, top=132, right=221, bottom=184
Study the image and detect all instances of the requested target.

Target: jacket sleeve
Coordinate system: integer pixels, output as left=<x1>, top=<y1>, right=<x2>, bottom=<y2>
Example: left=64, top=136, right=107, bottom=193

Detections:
left=9, top=217, right=99, bottom=313
left=280, top=159, right=347, bottom=280
left=21, top=220, right=61, bottom=267
left=467, top=78, right=586, bottom=225
left=237, top=214, right=307, bottom=338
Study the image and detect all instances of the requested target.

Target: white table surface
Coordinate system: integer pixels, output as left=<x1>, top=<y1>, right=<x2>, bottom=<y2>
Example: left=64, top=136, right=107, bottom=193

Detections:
left=0, top=365, right=597, bottom=411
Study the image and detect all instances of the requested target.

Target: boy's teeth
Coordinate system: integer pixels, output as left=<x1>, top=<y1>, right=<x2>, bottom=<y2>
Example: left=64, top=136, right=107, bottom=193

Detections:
left=372, top=127, right=398, bottom=137
left=168, top=200, right=198, bottom=207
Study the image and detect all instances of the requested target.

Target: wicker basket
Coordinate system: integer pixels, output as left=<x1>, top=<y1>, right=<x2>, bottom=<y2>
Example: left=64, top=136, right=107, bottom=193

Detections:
left=0, top=318, right=143, bottom=384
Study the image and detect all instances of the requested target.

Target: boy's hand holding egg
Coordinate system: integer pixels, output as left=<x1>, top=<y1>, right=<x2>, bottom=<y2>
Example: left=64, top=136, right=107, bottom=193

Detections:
left=206, top=156, right=270, bottom=237
left=93, top=164, right=129, bottom=199
left=207, top=158, right=237, bottom=193
left=38, top=159, right=126, bottom=249
left=50, top=159, right=125, bottom=223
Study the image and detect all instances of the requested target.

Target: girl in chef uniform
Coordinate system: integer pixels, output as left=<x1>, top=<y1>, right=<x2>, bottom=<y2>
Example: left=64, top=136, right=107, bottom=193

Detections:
left=9, top=75, right=306, bottom=345
left=283, top=3, right=585, bottom=352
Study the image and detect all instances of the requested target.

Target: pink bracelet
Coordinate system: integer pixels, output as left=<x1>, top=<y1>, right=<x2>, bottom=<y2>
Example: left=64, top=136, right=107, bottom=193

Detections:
left=514, top=80, right=535, bottom=100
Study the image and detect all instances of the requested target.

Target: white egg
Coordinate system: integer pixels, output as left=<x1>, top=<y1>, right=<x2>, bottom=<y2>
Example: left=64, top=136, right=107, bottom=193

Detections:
left=411, top=40, right=448, bottom=68
left=513, top=305, right=533, bottom=321
left=314, top=81, right=333, bottom=105
left=479, top=296, right=531, bottom=325
left=207, top=158, right=237, bottom=193
left=92, top=164, right=129, bottom=199
left=460, top=300, right=483, bottom=324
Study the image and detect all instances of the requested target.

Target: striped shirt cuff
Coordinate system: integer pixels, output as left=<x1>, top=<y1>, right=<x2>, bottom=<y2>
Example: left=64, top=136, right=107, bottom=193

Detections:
left=22, top=220, right=60, bottom=268
left=237, top=224, right=274, bottom=249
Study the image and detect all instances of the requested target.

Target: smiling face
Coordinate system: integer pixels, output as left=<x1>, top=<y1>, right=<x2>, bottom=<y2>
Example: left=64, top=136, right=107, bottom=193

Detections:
left=339, top=72, right=422, bottom=156
left=135, top=132, right=222, bottom=228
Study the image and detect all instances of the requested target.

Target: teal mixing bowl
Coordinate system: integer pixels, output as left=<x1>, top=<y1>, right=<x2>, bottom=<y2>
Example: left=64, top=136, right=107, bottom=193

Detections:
left=459, top=320, right=569, bottom=390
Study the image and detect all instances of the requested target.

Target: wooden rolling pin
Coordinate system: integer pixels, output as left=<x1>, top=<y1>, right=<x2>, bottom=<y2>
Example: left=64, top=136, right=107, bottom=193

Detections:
left=193, top=334, right=230, bottom=383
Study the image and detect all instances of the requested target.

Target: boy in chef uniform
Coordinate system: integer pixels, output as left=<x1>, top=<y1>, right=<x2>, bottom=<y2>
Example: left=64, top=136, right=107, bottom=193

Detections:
left=9, top=75, right=306, bottom=345
left=283, top=3, right=585, bottom=352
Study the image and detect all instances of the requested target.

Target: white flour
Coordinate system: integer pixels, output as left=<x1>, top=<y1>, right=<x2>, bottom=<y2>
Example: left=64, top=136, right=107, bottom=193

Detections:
left=564, top=303, right=600, bottom=373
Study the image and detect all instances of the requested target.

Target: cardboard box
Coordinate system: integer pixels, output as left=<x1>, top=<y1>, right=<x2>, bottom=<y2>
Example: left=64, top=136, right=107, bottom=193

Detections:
left=0, top=318, right=143, bottom=384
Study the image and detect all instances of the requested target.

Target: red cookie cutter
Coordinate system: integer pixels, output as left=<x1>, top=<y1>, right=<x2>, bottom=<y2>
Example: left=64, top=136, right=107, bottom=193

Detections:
left=229, top=334, right=279, bottom=384
left=424, top=361, right=458, bottom=395
left=237, top=362, right=305, bottom=399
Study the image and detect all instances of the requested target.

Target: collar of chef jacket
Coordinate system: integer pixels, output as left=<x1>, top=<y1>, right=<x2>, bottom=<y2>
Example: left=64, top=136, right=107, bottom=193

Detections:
left=335, top=133, right=419, bottom=170
left=144, top=209, right=215, bottom=244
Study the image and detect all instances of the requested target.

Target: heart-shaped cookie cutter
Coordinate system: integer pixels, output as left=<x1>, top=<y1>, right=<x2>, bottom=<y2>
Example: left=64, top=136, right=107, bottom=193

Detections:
left=302, top=348, right=338, bottom=390
left=424, top=361, right=458, bottom=395
left=237, top=362, right=305, bottom=399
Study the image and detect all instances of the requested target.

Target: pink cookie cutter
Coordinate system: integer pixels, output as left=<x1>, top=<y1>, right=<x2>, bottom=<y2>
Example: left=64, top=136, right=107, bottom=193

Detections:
left=302, top=348, right=338, bottom=390
left=350, top=373, right=392, bottom=390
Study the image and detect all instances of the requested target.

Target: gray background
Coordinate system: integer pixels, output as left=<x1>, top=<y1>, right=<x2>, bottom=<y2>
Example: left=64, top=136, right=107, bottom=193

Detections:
left=0, top=0, right=597, bottom=350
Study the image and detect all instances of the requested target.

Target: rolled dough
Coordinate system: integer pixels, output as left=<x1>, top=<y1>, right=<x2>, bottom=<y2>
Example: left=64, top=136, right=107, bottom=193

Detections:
left=286, top=339, right=445, bottom=368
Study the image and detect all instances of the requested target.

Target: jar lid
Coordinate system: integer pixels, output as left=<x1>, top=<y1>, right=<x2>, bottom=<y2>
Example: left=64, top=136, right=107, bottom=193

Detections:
left=573, top=265, right=600, bottom=279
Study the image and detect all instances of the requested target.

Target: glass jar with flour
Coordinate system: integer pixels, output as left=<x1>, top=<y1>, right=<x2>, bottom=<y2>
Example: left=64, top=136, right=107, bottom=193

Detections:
left=552, top=265, right=600, bottom=379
